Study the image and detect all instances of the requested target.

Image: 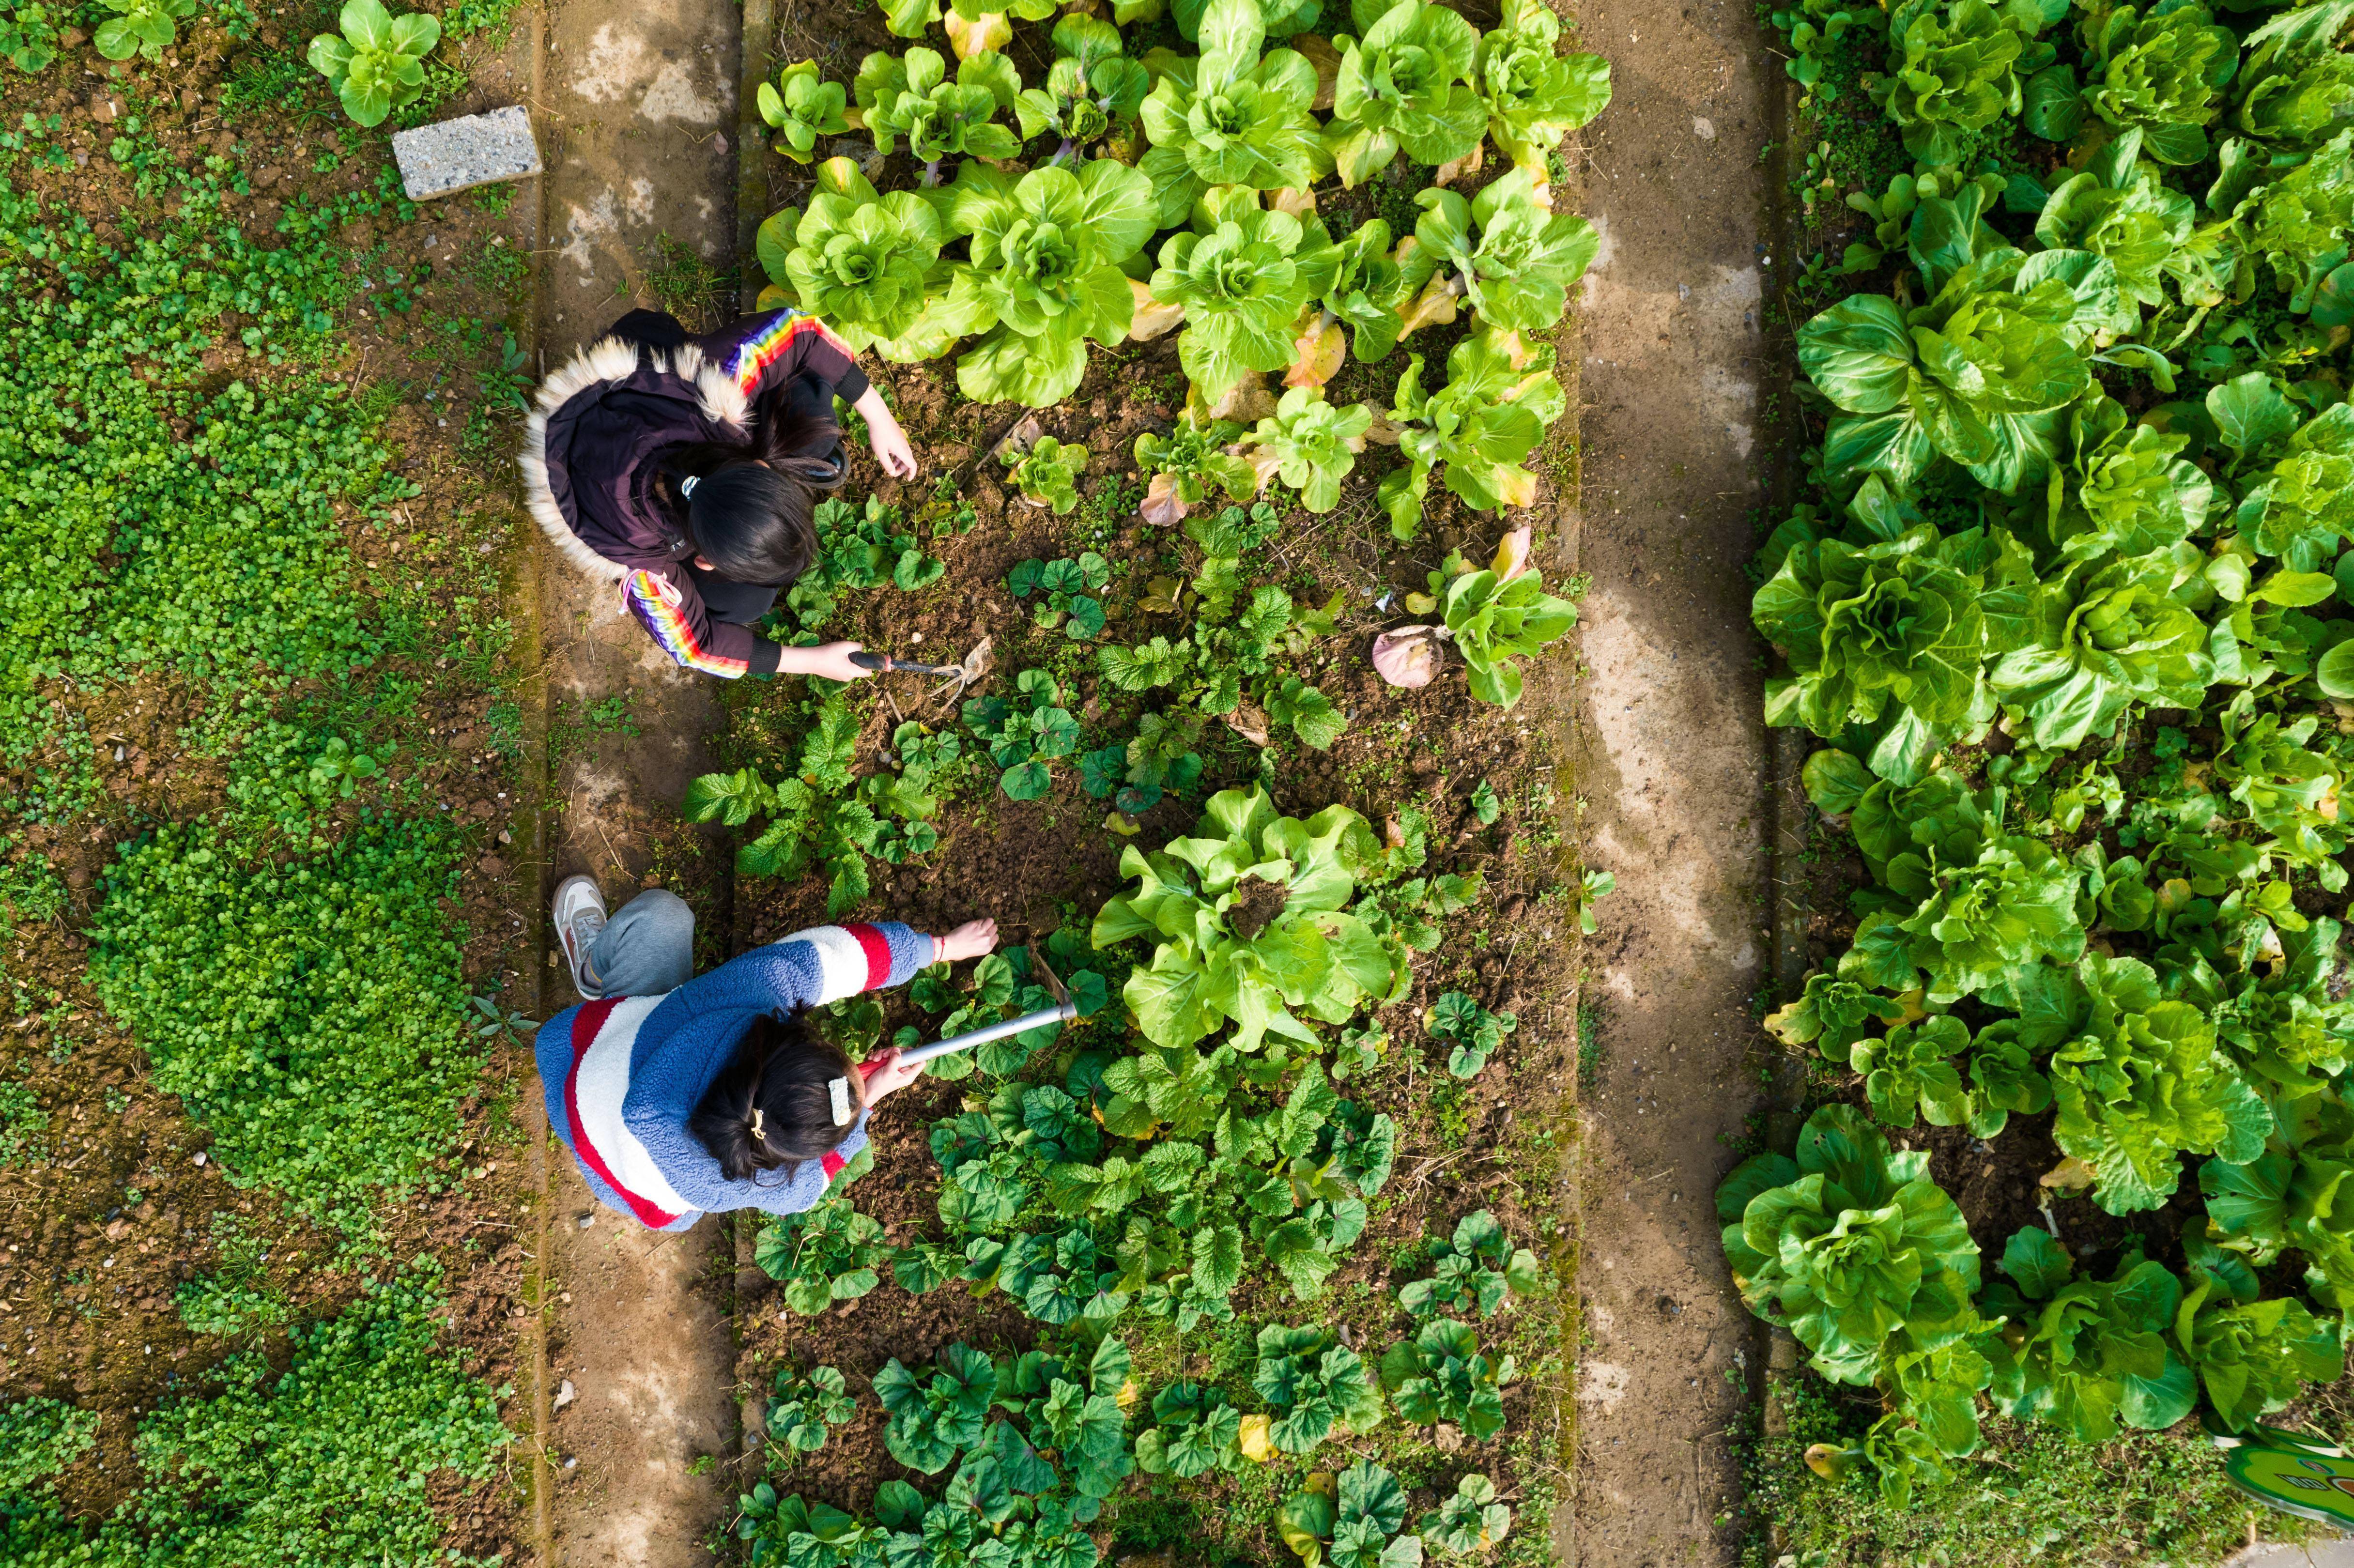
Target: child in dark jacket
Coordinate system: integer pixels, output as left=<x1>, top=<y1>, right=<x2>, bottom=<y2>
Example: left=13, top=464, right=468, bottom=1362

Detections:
left=535, top=874, right=997, bottom=1230
left=520, top=306, right=919, bottom=680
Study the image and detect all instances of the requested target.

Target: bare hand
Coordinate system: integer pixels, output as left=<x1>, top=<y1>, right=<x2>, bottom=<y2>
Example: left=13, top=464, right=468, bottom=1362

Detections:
left=935, top=918, right=998, bottom=964
left=868, top=410, right=918, bottom=480
left=797, top=641, right=873, bottom=682
left=859, top=1045, right=926, bottom=1103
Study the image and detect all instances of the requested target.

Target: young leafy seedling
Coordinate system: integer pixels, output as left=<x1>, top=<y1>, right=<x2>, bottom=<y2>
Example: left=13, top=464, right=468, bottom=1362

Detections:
left=1380, top=1318, right=1515, bottom=1441
left=1419, top=1473, right=1512, bottom=1556
left=1134, top=1381, right=1244, bottom=1477
left=767, top=1364, right=857, bottom=1459
left=754, top=1201, right=892, bottom=1315
left=1400, top=1210, right=1542, bottom=1319
left=1429, top=990, right=1515, bottom=1079
left=963, top=669, right=1080, bottom=800
left=307, top=0, right=442, bottom=126
left=1003, top=435, right=1092, bottom=514
left=1008, top=553, right=1112, bottom=639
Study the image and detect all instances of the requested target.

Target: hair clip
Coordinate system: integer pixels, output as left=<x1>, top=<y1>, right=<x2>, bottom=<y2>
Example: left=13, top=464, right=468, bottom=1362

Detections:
left=750, top=1107, right=766, bottom=1142
left=680, top=473, right=702, bottom=498
left=829, top=1076, right=853, bottom=1126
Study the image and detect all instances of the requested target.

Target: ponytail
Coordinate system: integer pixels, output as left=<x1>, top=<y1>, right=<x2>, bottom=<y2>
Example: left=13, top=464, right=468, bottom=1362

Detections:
left=686, top=1012, right=860, bottom=1183
left=667, top=390, right=844, bottom=585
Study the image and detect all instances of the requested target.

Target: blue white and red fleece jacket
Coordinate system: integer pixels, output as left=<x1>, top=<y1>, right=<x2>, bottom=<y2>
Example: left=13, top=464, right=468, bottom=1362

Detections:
left=519, top=306, right=868, bottom=679
left=533, top=921, right=935, bottom=1231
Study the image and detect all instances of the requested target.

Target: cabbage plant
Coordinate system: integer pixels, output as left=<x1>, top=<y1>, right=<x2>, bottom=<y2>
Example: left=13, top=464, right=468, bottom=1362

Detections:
left=1241, top=387, right=1374, bottom=512
left=1015, top=15, right=1151, bottom=154
left=1987, top=553, right=2211, bottom=749
left=2173, top=1264, right=2344, bottom=1433
left=755, top=159, right=947, bottom=355
left=1380, top=1318, right=1514, bottom=1440
left=1981, top=1228, right=2196, bottom=1444
left=1474, top=0, right=1613, bottom=168
left=1379, top=327, right=1566, bottom=538
left=1252, top=1324, right=1386, bottom=1452
left=927, top=158, right=1157, bottom=407
left=307, top=0, right=440, bottom=127
left=1418, top=1473, right=1510, bottom=1556
left=1092, top=786, right=1405, bottom=1049
left=1323, top=0, right=1486, bottom=187
left=1403, top=166, right=1600, bottom=334
left=1136, top=413, right=1257, bottom=525
left=2200, top=1091, right=2354, bottom=1314
left=1150, top=187, right=1341, bottom=403
left=758, top=60, right=852, bottom=162
left=2210, top=373, right=2354, bottom=569
left=2233, top=2, right=2354, bottom=152
left=1139, top=0, right=1327, bottom=227
left=853, top=46, right=1022, bottom=177
left=2043, top=953, right=2272, bottom=1215
left=1717, top=1104, right=1990, bottom=1456
left=2232, top=129, right=2354, bottom=321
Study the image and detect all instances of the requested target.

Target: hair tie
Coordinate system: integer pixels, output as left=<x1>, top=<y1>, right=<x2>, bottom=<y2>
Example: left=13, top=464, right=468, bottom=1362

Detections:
left=829, top=1077, right=853, bottom=1126
left=680, top=473, right=701, bottom=498
left=750, top=1107, right=766, bottom=1143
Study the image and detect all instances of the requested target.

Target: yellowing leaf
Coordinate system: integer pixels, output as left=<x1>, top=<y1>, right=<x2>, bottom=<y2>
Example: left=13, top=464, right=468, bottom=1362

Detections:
left=945, top=9, right=1010, bottom=56
left=1403, top=591, right=1437, bottom=614
left=1128, top=277, right=1186, bottom=341
left=1489, top=524, right=1532, bottom=581
left=1396, top=275, right=1461, bottom=337
left=1284, top=318, right=1347, bottom=389
left=2038, top=1155, right=2095, bottom=1191
left=1238, top=1414, right=1275, bottom=1462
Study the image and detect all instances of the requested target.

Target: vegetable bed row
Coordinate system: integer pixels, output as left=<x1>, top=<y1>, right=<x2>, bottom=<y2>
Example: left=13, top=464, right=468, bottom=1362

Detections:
left=1737, top=0, right=2354, bottom=1523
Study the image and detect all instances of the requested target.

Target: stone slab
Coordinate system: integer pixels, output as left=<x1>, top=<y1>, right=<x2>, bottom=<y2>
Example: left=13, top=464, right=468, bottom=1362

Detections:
left=390, top=104, right=541, bottom=201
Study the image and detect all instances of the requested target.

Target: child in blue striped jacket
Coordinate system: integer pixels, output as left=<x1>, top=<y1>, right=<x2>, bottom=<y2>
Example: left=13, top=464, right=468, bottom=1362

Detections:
left=533, top=876, right=996, bottom=1230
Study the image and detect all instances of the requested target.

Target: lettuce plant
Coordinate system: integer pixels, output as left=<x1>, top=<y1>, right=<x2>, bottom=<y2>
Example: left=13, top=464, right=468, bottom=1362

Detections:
left=1323, top=0, right=1486, bottom=186
left=1403, top=167, right=1599, bottom=335
left=1982, top=1229, right=2195, bottom=1444
left=853, top=46, right=1023, bottom=177
left=1015, top=15, right=1151, bottom=154
left=1717, top=1104, right=1988, bottom=1453
left=2173, top=1263, right=2344, bottom=1433
left=754, top=1202, right=891, bottom=1314
left=1878, top=824, right=2086, bottom=1006
left=755, top=159, right=947, bottom=355
left=2210, top=374, right=2354, bottom=569
left=2043, top=953, right=2272, bottom=1214
left=2031, top=130, right=2199, bottom=309
left=2200, top=1092, right=2354, bottom=1313
left=1279, top=1460, right=1423, bottom=1568
left=1400, top=1209, right=1540, bottom=1320
left=767, top=1365, right=858, bottom=1457
left=1151, top=186, right=1341, bottom=403
left=929, top=158, right=1158, bottom=406
left=1987, top=553, right=2212, bottom=750
left=2234, top=130, right=2354, bottom=321
left=2046, top=400, right=2215, bottom=561
left=307, top=0, right=440, bottom=126
left=1432, top=552, right=1578, bottom=708
left=2234, top=3, right=2354, bottom=152
left=2025, top=1, right=2237, bottom=163
left=1139, top=0, right=1327, bottom=226
left=1867, top=0, right=2054, bottom=166
left=1752, top=528, right=2000, bottom=768
left=1092, top=786, right=1405, bottom=1050
left=1418, top=1473, right=1510, bottom=1556
left=1133, top=1381, right=1243, bottom=1476
left=1380, top=328, right=1567, bottom=539
left=1474, top=0, right=1613, bottom=168
left=1240, top=387, right=1374, bottom=512
left=758, top=60, right=852, bottom=162
left=875, top=1343, right=1000, bottom=1473
left=2165, top=913, right=2354, bottom=1097
left=1308, top=218, right=1414, bottom=368
left=1381, top=1319, right=1513, bottom=1441
left=1136, top=413, right=1256, bottom=525
left=1004, top=435, right=1093, bottom=515
left=1252, top=1324, right=1386, bottom=1452
left=1849, top=1015, right=1970, bottom=1127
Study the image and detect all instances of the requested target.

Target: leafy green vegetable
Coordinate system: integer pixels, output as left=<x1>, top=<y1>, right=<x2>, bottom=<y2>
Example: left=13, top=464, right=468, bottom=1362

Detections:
left=755, top=1202, right=892, bottom=1314
left=1379, top=1318, right=1514, bottom=1441
left=1252, top=1324, right=1386, bottom=1452
left=1092, top=786, right=1406, bottom=1050
left=1139, top=0, right=1327, bottom=225
left=1150, top=186, right=1340, bottom=403
left=1278, top=1460, right=1424, bottom=1568
left=1323, top=0, right=1485, bottom=186
left=1418, top=1472, right=1511, bottom=1556
left=1015, top=15, right=1151, bottom=152
left=1432, top=551, right=1579, bottom=707
left=1004, top=436, right=1094, bottom=515
left=964, top=669, right=1081, bottom=800
left=756, top=159, right=946, bottom=354
left=875, top=1343, right=1001, bottom=1473
left=1010, top=552, right=1113, bottom=638
left=854, top=46, right=1023, bottom=172
left=1133, top=1380, right=1243, bottom=1476
left=1403, top=166, right=1600, bottom=335
left=1427, top=989, right=1515, bottom=1078
left=1136, top=412, right=1256, bottom=525
left=1983, top=1228, right=2196, bottom=1444
left=1473, top=0, right=1612, bottom=168
left=768, top=1365, right=859, bottom=1457
left=97, top=0, right=193, bottom=62
left=1242, top=387, right=1374, bottom=512
left=2173, top=1263, right=2344, bottom=1433
left=1380, top=327, right=1567, bottom=538
left=786, top=493, right=944, bottom=629
left=2026, top=0, right=2237, bottom=164
left=1400, top=1209, right=1540, bottom=1319
left=306, top=0, right=440, bottom=126
left=1868, top=0, right=2057, bottom=166
left=759, top=60, right=853, bottom=162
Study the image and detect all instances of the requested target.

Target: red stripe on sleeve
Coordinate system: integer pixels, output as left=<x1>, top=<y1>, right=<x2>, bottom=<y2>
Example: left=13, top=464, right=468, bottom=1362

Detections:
left=843, top=922, right=892, bottom=990
left=820, top=1149, right=848, bottom=1180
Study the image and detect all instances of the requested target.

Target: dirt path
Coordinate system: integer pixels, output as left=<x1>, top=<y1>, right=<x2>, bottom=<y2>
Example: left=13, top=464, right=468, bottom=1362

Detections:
left=521, top=2, right=746, bottom=1561
left=1563, top=0, right=1780, bottom=1558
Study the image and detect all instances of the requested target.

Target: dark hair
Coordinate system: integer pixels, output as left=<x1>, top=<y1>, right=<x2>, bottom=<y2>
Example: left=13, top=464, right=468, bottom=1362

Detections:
left=686, top=1012, right=858, bottom=1183
left=668, top=394, right=844, bottom=585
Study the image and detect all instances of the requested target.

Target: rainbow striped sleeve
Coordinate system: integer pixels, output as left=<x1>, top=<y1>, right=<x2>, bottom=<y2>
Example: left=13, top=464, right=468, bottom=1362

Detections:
left=723, top=307, right=856, bottom=400
left=624, top=570, right=749, bottom=678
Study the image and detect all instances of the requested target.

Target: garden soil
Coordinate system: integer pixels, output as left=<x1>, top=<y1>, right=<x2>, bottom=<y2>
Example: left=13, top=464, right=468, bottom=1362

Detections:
left=524, top=1, right=749, bottom=1562
left=1559, top=0, right=1780, bottom=1558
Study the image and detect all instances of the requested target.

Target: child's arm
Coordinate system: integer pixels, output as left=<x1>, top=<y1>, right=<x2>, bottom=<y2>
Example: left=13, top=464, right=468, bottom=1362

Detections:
left=621, top=567, right=774, bottom=679
left=851, top=384, right=917, bottom=479
left=670, top=919, right=996, bottom=1018
left=707, top=308, right=917, bottom=479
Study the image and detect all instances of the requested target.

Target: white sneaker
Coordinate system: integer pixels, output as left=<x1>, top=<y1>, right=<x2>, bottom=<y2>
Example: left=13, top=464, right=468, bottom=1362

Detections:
left=554, top=876, right=609, bottom=999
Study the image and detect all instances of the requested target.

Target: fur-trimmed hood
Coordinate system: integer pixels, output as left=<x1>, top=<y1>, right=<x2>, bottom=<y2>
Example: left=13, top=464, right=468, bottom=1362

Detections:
left=517, top=336, right=752, bottom=586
